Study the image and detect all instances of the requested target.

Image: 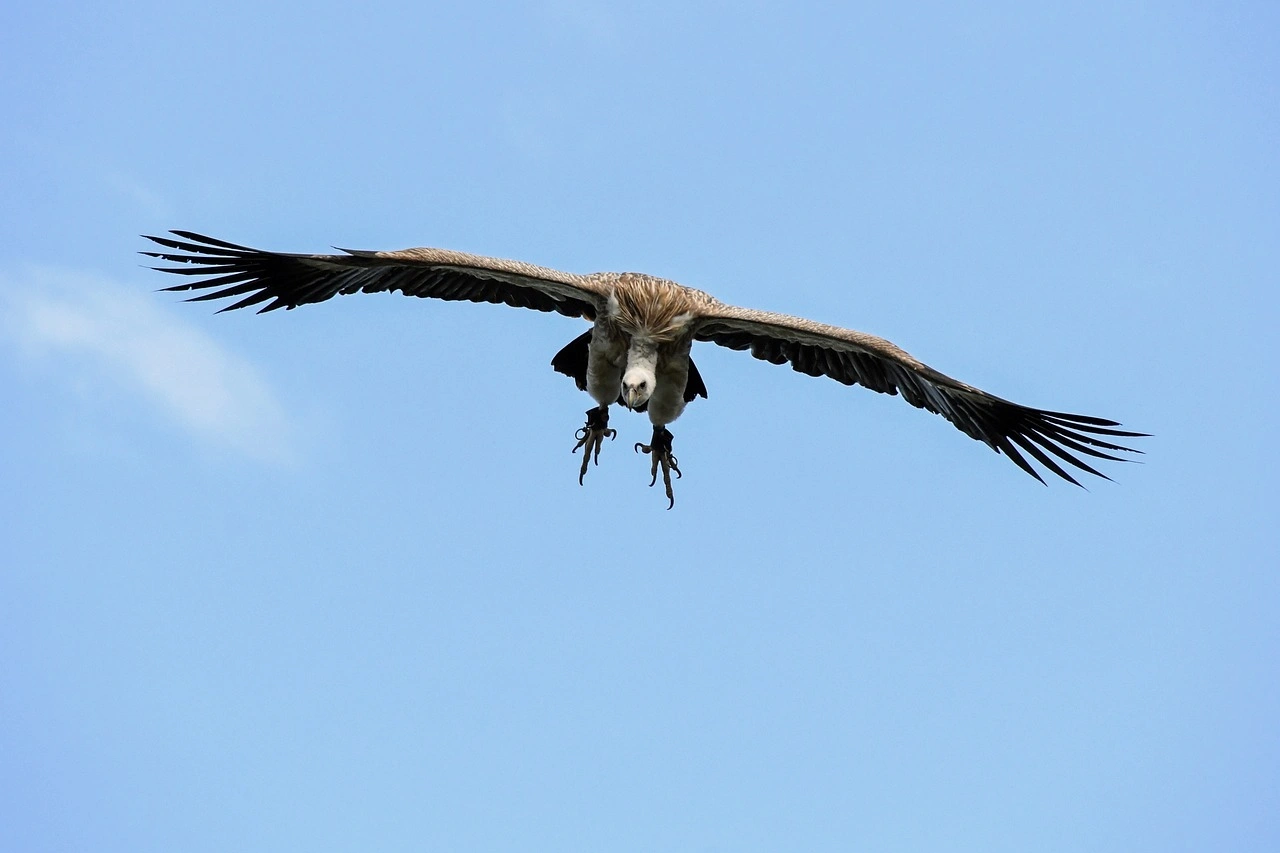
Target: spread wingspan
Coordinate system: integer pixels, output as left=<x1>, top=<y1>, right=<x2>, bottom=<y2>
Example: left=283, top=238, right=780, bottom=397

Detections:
left=142, top=231, right=608, bottom=319
left=694, top=305, right=1145, bottom=485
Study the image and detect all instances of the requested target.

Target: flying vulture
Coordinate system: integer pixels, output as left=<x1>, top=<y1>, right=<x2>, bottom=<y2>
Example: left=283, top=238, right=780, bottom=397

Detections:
left=143, top=231, right=1144, bottom=506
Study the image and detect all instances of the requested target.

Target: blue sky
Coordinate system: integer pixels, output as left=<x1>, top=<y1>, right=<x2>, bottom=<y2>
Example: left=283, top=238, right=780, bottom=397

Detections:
left=1, top=2, right=1276, bottom=851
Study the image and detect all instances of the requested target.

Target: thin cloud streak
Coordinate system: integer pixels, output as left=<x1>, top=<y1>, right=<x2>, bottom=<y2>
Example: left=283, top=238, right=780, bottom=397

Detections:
left=1, top=266, right=293, bottom=462
left=103, top=171, right=174, bottom=220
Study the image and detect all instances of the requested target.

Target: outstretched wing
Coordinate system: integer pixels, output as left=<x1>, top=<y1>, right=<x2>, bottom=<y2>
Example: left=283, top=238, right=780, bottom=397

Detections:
left=694, top=304, right=1144, bottom=485
left=142, top=231, right=609, bottom=319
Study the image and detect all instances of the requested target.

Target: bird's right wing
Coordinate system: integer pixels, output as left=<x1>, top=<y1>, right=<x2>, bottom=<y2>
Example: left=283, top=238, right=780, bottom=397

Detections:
left=142, top=231, right=610, bottom=319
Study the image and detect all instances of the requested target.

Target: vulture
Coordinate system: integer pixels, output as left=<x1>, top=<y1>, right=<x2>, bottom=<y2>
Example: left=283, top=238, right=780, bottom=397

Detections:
left=143, top=231, right=1144, bottom=507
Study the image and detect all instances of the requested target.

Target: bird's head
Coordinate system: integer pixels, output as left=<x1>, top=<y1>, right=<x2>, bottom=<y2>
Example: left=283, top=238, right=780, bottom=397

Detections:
left=622, top=365, right=656, bottom=410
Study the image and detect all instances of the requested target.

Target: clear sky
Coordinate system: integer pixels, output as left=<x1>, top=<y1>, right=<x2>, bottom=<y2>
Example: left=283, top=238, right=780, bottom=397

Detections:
left=1, top=2, right=1276, bottom=851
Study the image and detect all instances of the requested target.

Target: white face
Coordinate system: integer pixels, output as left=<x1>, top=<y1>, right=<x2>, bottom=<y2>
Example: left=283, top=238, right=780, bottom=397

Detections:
left=621, top=366, right=655, bottom=410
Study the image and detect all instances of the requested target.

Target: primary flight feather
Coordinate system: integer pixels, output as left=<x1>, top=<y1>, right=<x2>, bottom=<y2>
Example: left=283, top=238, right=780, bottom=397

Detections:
left=143, top=231, right=1144, bottom=506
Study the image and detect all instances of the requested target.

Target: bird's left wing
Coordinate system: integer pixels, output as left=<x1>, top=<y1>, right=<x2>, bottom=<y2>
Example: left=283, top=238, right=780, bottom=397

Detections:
left=693, top=303, right=1144, bottom=485
left=142, top=231, right=609, bottom=319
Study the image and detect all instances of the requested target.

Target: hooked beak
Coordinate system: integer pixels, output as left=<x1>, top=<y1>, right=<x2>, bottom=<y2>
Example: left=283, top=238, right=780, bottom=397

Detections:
left=622, top=385, right=647, bottom=410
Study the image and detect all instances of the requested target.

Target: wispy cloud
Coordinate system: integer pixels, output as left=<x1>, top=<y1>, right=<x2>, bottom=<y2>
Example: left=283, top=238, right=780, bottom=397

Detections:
left=543, top=0, right=622, bottom=52
left=102, top=171, right=173, bottom=220
left=1, top=266, right=293, bottom=462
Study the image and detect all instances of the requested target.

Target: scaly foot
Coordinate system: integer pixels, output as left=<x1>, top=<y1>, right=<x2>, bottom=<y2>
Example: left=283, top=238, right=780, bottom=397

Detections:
left=572, top=406, right=616, bottom=485
left=634, top=426, right=682, bottom=509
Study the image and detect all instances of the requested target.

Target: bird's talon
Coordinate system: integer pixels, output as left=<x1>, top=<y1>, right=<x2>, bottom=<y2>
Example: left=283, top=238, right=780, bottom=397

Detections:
left=634, top=427, right=680, bottom=507
left=573, top=406, right=613, bottom=484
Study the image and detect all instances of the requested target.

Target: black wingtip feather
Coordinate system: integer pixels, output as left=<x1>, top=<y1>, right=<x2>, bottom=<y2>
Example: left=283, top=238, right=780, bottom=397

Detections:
left=168, top=230, right=258, bottom=252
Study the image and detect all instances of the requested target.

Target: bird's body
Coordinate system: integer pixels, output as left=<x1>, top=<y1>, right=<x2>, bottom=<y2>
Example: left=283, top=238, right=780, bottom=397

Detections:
left=143, top=231, right=1144, bottom=506
left=588, top=272, right=709, bottom=417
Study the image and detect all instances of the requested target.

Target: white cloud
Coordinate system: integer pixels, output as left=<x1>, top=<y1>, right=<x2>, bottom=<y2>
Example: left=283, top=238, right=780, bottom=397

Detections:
left=543, top=0, right=622, bottom=52
left=102, top=171, right=173, bottom=220
left=1, top=266, right=293, bottom=462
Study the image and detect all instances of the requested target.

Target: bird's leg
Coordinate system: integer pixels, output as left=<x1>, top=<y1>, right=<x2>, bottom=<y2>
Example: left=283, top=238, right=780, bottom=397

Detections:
left=572, top=405, right=616, bottom=485
left=634, top=426, right=682, bottom=509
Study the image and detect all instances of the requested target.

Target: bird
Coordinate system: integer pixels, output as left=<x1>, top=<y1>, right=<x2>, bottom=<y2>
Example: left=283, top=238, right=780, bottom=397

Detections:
left=142, top=230, right=1144, bottom=507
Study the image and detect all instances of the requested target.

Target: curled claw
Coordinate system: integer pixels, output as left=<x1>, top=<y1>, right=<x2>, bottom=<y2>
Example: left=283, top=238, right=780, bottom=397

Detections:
left=635, top=426, right=681, bottom=509
left=572, top=406, right=615, bottom=485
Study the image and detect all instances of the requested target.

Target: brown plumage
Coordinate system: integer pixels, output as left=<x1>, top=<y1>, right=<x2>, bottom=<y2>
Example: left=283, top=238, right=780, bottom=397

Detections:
left=142, top=230, right=1145, bottom=502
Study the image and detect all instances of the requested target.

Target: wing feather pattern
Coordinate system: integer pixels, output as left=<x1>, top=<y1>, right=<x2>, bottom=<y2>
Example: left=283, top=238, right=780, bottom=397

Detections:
left=694, top=305, right=1144, bottom=486
left=142, top=231, right=608, bottom=319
